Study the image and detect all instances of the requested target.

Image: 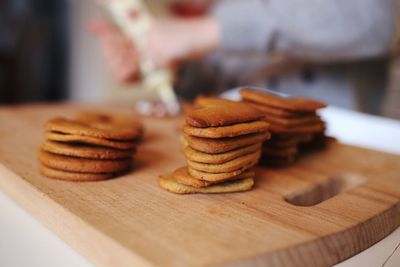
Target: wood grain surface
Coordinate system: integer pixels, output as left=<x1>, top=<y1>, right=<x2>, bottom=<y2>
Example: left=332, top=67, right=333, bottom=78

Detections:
left=0, top=104, right=399, bottom=267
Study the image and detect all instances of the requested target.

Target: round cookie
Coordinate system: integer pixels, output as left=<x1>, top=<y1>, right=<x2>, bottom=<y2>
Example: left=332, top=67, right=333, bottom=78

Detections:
left=183, top=143, right=261, bottom=164
left=194, top=96, right=238, bottom=108
left=45, top=131, right=137, bottom=150
left=41, top=141, right=135, bottom=159
left=268, top=133, right=312, bottom=147
left=74, top=111, right=144, bottom=137
left=183, top=120, right=269, bottom=138
left=264, top=114, right=322, bottom=127
left=186, top=151, right=261, bottom=173
left=172, top=167, right=254, bottom=188
left=240, top=88, right=326, bottom=112
left=75, top=111, right=140, bottom=124
left=40, top=165, right=116, bottom=181
left=159, top=175, right=254, bottom=194
left=297, top=134, right=314, bottom=143
left=45, top=115, right=142, bottom=141
left=262, top=146, right=298, bottom=158
left=299, top=134, right=333, bottom=150
left=186, top=101, right=265, bottom=128
left=179, top=134, right=189, bottom=148
left=260, top=156, right=296, bottom=167
left=246, top=101, right=315, bottom=118
left=172, top=167, right=212, bottom=188
left=269, top=122, right=326, bottom=135
left=38, top=150, right=132, bottom=173
left=188, top=166, right=253, bottom=182
left=267, top=139, right=302, bottom=148
left=184, top=131, right=270, bottom=154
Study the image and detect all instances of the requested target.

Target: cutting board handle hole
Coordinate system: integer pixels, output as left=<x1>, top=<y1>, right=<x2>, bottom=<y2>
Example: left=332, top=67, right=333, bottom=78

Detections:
left=284, top=173, right=366, bottom=206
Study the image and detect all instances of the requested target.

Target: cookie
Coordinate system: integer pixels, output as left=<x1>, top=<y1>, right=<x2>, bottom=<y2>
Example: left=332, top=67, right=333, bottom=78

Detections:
left=172, top=166, right=255, bottom=188
left=188, top=166, right=253, bottom=182
left=41, top=141, right=135, bottom=159
left=186, top=101, right=265, bottom=128
left=260, top=156, right=296, bottom=167
left=240, top=88, right=326, bottom=112
left=246, top=101, right=315, bottom=118
left=45, top=116, right=141, bottom=141
left=296, top=134, right=314, bottom=143
left=183, top=143, right=261, bottom=164
left=40, top=164, right=117, bottom=181
left=75, top=111, right=141, bottom=126
left=264, top=114, right=322, bottom=127
left=269, top=122, right=325, bottom=134
left=262, top=146, right=298, bottom=157
left=172, top=167, right=212, bottom=188
left=194, top=96, right=238, bottom=107
left=267, top=136, right=303, bottom=148
left=184, top=131, right=270, bottom=154
left=45, top=131, right=137, bottom=150
left=187, top=151, right=260, bottom=173
left=76, top=111, right=144, bottom=139
left=174, top=167, right=256, bottom=188
left=300, top=134, right=333, bottom=150
left=267, top=138, right=304, bottom=148
left=270, top=133, right=312, bottom=141
left=182, top=120, right=269, bottom=138
left=159, top=175, right=254, bottom=194
left=39, top=150, right=132, bottom=173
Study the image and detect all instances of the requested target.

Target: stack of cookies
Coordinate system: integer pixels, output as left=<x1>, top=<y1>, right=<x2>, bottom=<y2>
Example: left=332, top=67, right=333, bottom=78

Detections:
left=240, top=88, right=327, bottom=166
left=39, top=112, right=143, bottom=181
left=159, top=99, right=270, bottom=194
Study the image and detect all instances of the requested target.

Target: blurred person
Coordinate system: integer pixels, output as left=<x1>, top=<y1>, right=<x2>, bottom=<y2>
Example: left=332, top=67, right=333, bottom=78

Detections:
left=382, top=15, right=400, bottom=119
left=90, top=0, right=397, bottom=115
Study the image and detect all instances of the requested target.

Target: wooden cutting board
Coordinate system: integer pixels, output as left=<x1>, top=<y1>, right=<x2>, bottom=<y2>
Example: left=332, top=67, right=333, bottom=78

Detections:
left=0, top=104, right=399, bottom=267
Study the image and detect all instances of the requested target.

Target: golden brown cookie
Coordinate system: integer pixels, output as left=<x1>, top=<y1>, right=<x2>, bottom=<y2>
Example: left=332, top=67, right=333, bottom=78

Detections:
left=187, top=151, right=260, bottom=173
left=45, top=116, right=141, bottom=141
left=172, top=167, right=252, bottom=188
left=75, top=111, right=140, bottom=125
left=269, top=122, right=325, bottom=134
left=41, top=141, right=135, bottom=160
left=40, top=164, right=116, bottom=181
left=264, top=114, right=322, bottom=127
left=182, top=120, right=269, bottom=138
left=262, top=146, right=298, bottom=157
left=184, top=131, right=270, bottom=154
left=188, top=166, right=254, bottom=182
left=194, top=97, right=239, bottom=107
left=159, top=175, right=254, bottom=194
left=39, top=150, right=132, bottom=173
left=45, top=131, right=137, bottom=150
left=270, top=133, right=312, bottom=142
left=172, top=167, right=254, bottom=188
left=297, top=134, right=314, bottom=143
left=186, top=101, right=265, bottom=128
left=267, top=138, right=303, bottom=148
left=240, top=88, right=326, bottom=112
left=260, top=156, right=296, bottom=167
left=246, top=101, right=315, bottom=118
left=300, top=134, right=333, bottom=150
left=183, top=143, right=261, bottom=164
left=172, top=167, right=212, bottom=188
left=179, top=134, right=189, bottom=148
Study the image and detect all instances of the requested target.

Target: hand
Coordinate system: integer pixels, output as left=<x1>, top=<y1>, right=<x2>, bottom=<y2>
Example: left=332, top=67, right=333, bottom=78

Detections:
left=89, top=20, right=139, bottom=84
left=89, top=17, right=220, bottom=84
left=144, top=18, right=220, bottom=68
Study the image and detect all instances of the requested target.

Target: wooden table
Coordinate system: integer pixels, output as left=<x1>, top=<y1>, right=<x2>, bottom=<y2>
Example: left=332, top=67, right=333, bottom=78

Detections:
left=0, top=104, right=399, bottom=267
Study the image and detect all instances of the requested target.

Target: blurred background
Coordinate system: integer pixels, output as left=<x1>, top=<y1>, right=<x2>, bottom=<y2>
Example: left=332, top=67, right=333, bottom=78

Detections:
left=0, top=0, right=399, bottom=118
